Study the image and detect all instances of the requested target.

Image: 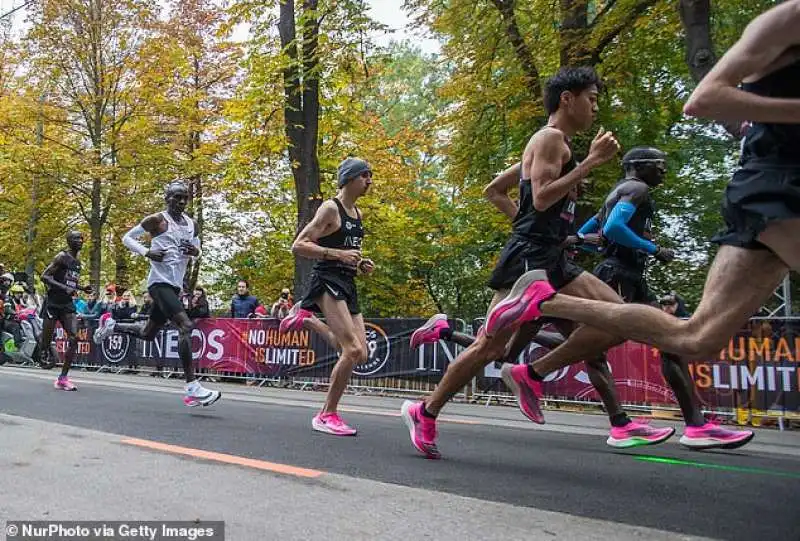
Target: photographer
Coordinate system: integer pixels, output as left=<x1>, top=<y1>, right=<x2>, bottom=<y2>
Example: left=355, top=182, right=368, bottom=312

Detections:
left=270, top=288, right=293, bottom=319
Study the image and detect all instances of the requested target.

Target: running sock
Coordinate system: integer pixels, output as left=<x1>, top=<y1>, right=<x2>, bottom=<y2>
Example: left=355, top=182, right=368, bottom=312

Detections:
left=527, top=365, right=544, bottom=381
left=610, top=412, right=632, bottom=427
left=440, top=327, right=453, bottom=341
left=421, top=404, right=438, bottom=419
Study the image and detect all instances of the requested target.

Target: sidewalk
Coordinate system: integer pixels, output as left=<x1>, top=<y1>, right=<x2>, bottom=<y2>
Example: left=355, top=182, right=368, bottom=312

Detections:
left=5, top=365, right=799, bottom=457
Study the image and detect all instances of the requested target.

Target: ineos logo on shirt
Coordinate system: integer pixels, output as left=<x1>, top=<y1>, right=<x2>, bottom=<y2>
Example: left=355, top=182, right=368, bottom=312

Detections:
left=352, top=322, right=391, bottom=376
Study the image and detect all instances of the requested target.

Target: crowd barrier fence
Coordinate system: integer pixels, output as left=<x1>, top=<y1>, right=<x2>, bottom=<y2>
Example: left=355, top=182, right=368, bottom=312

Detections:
left=8, top=315, right=799, bottom=429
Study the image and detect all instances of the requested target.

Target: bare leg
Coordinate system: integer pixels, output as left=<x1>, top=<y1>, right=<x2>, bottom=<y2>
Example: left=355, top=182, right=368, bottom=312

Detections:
left=757, top=218, right=800, bottom=271
left=59, top=313, right=80, bottom=378
left=548, top=318, right=626, bottom=423
left=537, top=246, right=787, bottom=358
left=115, top=319, right=161, bottom=340
left=38, top=317, right=57, bottom=367
left=502, top=321, right=543, bottom=361
left=531, top=273, right=625, bottom=375
left=448, top=332, right=476, bottom=348
left=302, top=314, right=340, bottom=351
left=317, top=295, right=366, bottom=414
left=170, top=312, right=196, bottom=383
left=425, top=329, right=516, bottom=416
left=424, top=290, right=513, bottom=416
left=661, top=352, right=705, bottom=426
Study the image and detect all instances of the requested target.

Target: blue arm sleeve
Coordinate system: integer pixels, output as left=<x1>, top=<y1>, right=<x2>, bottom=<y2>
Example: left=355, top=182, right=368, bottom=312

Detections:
left=602, top=201, right=657, bottom=254
left=578, top=215, right=600, bottom=235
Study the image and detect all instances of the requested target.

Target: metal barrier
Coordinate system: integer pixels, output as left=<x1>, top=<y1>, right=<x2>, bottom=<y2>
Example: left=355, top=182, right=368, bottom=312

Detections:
left=4, top=315, right=798, bottom=428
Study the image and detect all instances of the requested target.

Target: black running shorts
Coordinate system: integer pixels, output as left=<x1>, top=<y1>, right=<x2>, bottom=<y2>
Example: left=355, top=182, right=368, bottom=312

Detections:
left=148, top=283, right=186, bottom=325
left=593, top=259, right=655, bottom=305
left=42, top=298, right=76, bottom=322
left=488, top=236, right=583, bottom=291
left=712, top=165, right=800, bottom=250
left=300, top=271, right=360, bottom=315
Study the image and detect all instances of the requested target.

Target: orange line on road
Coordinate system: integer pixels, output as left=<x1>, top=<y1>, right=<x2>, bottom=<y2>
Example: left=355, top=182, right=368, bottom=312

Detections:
left=120, top=437, right=325, bottom=479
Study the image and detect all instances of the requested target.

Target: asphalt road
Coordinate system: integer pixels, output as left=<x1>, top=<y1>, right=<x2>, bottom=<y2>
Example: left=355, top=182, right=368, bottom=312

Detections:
left=1, top=369, right=798, bottom=541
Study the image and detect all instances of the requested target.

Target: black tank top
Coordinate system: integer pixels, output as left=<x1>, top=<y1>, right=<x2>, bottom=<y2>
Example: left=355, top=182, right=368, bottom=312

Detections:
left=315, top=198, right=364, bottom=277
left=512, top=137, right=578, bottom=245
left=597, top=180, right=654, bottom=272
left=47, top=251, right=81, bottom=305
left=740, top=59, right=800, bottom=168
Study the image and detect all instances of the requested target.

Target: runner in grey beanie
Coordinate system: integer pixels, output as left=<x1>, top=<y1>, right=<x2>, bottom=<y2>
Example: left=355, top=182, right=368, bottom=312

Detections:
left=338, top=157, right=372, bottom=187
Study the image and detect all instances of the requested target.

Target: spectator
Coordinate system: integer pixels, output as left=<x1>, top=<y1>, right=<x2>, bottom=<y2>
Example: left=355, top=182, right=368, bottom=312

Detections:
left=2, top=281, right=23, bottom=346
left=138, top=291, right=153, bottom=318
left=659, top=292, right=691, bottom=318
left=99, top=285, right=118, bottom=315
left=270, top=288, right=292, bottom=319
left=231, top=280, right=261, bottom=318
left=73, top=291, right=88, bottom=314
left=188, top=287, right=210, bottom=319
left=253, top=304, right=269, bottom=319
left=112, top=289, right=137, bottom=321
left=81, top=291, right=104, bottom=319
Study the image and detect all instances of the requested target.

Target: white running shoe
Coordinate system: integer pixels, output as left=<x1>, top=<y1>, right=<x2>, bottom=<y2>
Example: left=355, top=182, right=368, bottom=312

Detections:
left=183, top=382, right=222, bottom=408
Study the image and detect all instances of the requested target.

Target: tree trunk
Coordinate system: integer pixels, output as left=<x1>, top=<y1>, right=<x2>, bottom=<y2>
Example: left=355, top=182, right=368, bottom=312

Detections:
left=114, top=239, right=128, bottom=293
left=678, top=0, right=742, bottom=138
left=25, top=97, right=45, bottom=289
left=491, top=0, right=541, bottom=98
left=559, top=0, right=590, bottom=66
left=279, top=0, right=323, bottom=299
left=187, top=170, right=203, bottom=292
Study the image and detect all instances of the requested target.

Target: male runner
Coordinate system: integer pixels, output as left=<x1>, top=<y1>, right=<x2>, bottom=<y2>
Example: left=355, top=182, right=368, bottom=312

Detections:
left=400, top=67, right=681, bottom=459
left=93, top=182, right=221, bottom=407
left=484, top=1, right=800, bottom=447
left=280, top=157, right=375, bottom=436
left=410, top=147, right=746, bottom=449
left=39, top=231, right=93, bottom=389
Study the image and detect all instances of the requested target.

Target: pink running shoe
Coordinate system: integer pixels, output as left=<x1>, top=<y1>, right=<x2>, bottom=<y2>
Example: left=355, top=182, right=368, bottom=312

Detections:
left=410, top=314, right=450, bottom=349
left=54, top=376, right=77, bottom=391
left=500, top=363, right=545, bottom=424
left=400, top=400, right=441, bottom=459
left=485, top=270, right=556, bottom=336
left=279, top=304, right=312, bottom=334
left=312, top=412, right=357, bottom=436
left=92, top=312, right=116, bottom=345
left=679, top=422, right=754, bottom=450
left=606, top=419, right=675, bottom=448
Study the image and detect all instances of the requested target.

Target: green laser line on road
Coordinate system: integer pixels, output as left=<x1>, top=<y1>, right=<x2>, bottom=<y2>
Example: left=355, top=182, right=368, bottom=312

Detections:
left=634, top=455, right=800, bottom=479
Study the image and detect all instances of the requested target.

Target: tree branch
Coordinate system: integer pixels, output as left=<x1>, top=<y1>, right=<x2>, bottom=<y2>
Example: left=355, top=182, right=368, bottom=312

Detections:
left=589, top=0, right=659, bottom=64
left=489, top=0, right=541, bottom=98
left=590, top=0, right=617, bottom=26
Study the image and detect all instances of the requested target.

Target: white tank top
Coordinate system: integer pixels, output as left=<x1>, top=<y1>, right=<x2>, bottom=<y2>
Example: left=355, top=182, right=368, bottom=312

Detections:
left=147, top=211, right=195, bottom=289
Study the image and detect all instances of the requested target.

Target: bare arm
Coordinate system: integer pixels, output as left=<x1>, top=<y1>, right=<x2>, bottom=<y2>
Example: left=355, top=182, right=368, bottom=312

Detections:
left=292, top=201, right=361, bottom=267
left=180, top=219, right=201, bottom=258
left=484, top=163, right=522, bottom=219
left=531, top=128, right=620, bottom=211
left=41, top=253, right=73, bottom=295
left=684, top=0, right=800, bottom=123
left=530, top=132, right=588, bottom=212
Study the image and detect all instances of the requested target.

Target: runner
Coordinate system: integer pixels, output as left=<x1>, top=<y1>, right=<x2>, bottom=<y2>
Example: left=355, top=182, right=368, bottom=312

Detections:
left=409, top=148, right=733, bottom=448
left=280, top=157, right=375, bottom=436
left=484, top=1, right=799, bottom=449
left=39, top=231, right=93, bottom=388
left=400, top=67, right=677, bottom=458
left=93, top=182, right=221, bottom=408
